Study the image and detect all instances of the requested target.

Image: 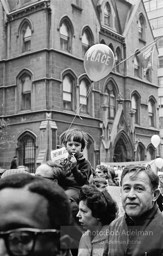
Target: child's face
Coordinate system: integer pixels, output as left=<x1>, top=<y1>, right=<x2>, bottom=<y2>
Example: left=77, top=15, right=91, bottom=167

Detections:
left=66, top=138, right=82, bottom=155
left=95, top=168, right=105, bottom=178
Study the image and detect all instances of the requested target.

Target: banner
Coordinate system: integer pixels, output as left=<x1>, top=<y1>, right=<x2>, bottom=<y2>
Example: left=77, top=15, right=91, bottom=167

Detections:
left=101, top=160, right=150, bottom=167
left=101, top=161, right=150, bottom=180
left=51, top=147, right=68, bottom=162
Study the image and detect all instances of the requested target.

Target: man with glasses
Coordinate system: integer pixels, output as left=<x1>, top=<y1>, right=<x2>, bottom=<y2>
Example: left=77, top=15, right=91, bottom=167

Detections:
left=0, top=172, right=73, bottom=256
left=35, top=161, right=83, bottom=256
left=103, top=164, right=163, bottom=256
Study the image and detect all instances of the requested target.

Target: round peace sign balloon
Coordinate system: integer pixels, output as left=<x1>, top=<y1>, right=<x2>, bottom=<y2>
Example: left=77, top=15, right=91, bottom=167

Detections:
left=84, top=44, right=115, bottom=82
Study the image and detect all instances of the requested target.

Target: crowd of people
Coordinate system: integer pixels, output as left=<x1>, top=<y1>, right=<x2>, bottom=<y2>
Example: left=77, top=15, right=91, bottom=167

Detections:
left=1, top=127, right=163, bottom=256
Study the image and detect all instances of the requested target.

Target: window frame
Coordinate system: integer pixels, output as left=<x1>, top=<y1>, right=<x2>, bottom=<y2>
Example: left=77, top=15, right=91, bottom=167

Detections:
left=145, top=67, right=152, bottom=82
left=104, top=82, right=117, bottom=120
left=17, top=132, right=36, bottom=173
left=81, top=28, right=93, bottom=57
left=134, top=55, right=141, bottom=78
left=159, top=56, right=163, bottom=68
left=62, top=74, right=75, bottom=111
left=104, top=2, right=111, bottom=27
left=79, top=78, right=92, bottom=115
left=59, top=18, right=73, bottom=53
left=138, top=14, right=146, bottom=42
left=18, top=73, right=32, bottom=111
left=131, top=93, right=140, bottom=125
left=158, top=77, right=163, bottom=87
left=19, top=20, right=32, bottom=53
left=79, top=79, right=88, bottom=114
left=115, top=47, right=122, bottom=73
left=148, top=98, right=156, bottom=127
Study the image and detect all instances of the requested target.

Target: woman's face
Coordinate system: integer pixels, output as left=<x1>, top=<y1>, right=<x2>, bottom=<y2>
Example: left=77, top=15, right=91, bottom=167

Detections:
left=77, top=200, right=99, bottom=231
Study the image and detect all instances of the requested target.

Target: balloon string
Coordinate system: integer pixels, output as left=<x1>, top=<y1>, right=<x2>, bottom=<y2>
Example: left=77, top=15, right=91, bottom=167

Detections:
left=114, top=37, right=160, bottom=69
left=68, top=83, right=93, bottom=130
left=68, top=37, right=161, bottom=130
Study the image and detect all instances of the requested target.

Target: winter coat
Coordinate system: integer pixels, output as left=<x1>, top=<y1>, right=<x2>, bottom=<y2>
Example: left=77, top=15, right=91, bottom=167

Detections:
left=103, top=204, right=163, bottom=256
left=59, top=154, right=92, bottom=190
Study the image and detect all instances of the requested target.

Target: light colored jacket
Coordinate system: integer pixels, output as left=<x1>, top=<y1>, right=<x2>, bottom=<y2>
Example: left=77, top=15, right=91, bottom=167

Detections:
left=78, top=225, right=109, bottom=256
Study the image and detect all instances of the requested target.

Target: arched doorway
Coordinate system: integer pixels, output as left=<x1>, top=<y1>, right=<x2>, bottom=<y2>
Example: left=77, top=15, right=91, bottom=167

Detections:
left=113, top=132, right=133, bottom=162
left=113, top=138, right=127, bottom=162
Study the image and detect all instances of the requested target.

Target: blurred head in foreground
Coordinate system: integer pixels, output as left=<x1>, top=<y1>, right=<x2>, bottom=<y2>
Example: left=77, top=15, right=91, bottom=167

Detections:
left=0, top=173, right=72, bottom=256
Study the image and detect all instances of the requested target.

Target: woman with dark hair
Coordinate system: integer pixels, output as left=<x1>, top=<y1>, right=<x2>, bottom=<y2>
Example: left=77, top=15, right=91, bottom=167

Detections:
left=76, top=184, right=118, bottom=256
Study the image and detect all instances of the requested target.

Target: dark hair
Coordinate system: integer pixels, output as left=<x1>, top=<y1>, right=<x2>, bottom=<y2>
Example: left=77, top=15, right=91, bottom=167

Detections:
left=108, top=167, right=119, bottom=186
left=120, top=164, right=159, bottom=190
left=63, top=128, right=87, bottom=151
left=108, top=168, right=118, bottom=179
left=0, top=173, right=72, bottom=229
left=95, top=165, right=114, bottom=184
left=79, top=184, right=117, bottom=225
left=96, top=165, right=108, bottom=174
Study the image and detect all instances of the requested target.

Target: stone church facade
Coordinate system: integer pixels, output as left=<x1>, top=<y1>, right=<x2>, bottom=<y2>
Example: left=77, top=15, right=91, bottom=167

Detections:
left=0, top=0, right=159, bottom=171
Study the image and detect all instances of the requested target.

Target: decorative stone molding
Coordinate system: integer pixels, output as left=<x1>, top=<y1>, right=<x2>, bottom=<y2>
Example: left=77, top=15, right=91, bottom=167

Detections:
left=7, top=0, right=50, bottom=22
